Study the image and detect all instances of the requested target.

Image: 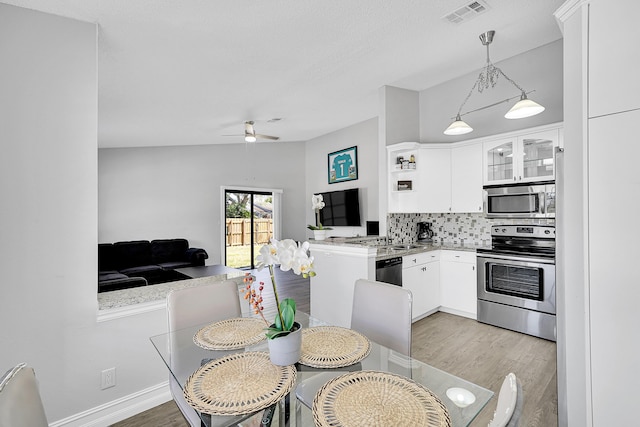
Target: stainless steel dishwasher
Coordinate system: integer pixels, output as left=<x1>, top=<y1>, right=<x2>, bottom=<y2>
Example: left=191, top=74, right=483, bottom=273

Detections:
left=375, top=257, right=403, bottom=286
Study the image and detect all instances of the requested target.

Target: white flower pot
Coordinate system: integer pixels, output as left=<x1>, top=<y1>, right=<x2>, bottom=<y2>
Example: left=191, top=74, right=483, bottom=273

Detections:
left=267, top=323, right=302, bottom=366
left=313, top=229, right=326, bottom=241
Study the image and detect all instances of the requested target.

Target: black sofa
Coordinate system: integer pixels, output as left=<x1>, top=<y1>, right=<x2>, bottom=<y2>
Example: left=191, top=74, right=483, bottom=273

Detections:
left=98, top=238, right=208, bottom=293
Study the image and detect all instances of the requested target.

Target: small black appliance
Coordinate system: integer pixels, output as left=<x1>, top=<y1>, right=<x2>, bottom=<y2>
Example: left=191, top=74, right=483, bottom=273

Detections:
left=417, top=222, right=433, bottom=242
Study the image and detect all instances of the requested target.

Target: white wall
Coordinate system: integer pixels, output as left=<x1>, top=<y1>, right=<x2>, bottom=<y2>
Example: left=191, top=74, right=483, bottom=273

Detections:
left=304, top=118, right=378, bottom=238
left=99, top=142, right=307, bottom=264
left=420, top=39, right=563, bottom=143
left=0, top=5, right=170, bottom=423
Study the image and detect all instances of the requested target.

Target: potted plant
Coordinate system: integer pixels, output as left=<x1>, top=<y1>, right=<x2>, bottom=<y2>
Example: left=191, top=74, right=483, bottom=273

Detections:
left=243, top=238, right=315, bottom=365
left=307, top=194, right=332, bottom=240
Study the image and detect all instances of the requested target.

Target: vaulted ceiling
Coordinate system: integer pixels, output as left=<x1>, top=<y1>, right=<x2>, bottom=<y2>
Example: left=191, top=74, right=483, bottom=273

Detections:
left=4, top=0, right=564, bottom=147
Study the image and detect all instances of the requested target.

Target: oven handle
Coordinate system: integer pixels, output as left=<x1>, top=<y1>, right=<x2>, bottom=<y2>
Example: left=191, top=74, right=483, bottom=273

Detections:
left=477, top=252, right=555, bottom=265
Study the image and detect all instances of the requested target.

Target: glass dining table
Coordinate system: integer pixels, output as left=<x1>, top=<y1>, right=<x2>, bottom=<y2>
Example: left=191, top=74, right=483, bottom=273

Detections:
left=150, top=311, right=493, bottom=427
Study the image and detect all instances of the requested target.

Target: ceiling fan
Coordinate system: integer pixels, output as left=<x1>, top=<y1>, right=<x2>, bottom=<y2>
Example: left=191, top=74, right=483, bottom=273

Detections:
left=225, top=121, right=280, bottom=142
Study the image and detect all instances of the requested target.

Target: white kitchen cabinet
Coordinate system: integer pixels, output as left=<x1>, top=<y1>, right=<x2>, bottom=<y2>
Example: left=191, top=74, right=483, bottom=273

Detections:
left=387, top=142, right=421, bottom=213
left=483, top=138, right=514, bottom=185
left=439, top=250, right=477, bottom=319
left=483, top=128, right=560, bottom=185
left=451, top=143, right=483, bottom=213
left=588, top=109, right=640, bottom=426
left=403, top=251, right=440, bottom=321
left=419, top=147, right=451, bottom=213
left=588, top=0, right=640, bottom=117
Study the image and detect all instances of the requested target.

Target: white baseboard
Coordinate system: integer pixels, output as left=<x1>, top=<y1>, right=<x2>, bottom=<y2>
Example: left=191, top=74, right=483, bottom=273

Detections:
left=49, top=381, right=172, bottom=427
left=439, top=306, right=477, bottom=320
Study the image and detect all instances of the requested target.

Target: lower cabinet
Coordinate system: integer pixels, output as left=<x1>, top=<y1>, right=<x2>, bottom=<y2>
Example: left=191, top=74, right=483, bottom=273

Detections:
left=403, top=251, right=440, bottom=321
left=400, top=250, right=477, bottom=321
left=440, top=251, right=477, bottom=319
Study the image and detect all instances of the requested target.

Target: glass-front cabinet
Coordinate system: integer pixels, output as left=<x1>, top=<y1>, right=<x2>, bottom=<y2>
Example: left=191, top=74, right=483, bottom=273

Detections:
left=485, top=139, right=515, bottom=183
left=483, top=128, right=560, bottom=185
left=521, top=131, right=556, bottom=181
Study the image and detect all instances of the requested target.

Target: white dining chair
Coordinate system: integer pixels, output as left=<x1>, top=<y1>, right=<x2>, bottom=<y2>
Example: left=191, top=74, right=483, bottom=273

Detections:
left=0, top=363, right=48, bottom=427
left=295, top=278, right=413, bottom=425
left=351, top=278, right=413, bottom=357
left=166, top=279, right=242, bottom=427
left=488, top=373, right=523, bottom=427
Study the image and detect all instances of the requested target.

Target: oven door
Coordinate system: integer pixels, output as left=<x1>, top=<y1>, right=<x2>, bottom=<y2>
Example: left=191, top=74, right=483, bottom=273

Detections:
left=477, top=252, right=556, bottom=315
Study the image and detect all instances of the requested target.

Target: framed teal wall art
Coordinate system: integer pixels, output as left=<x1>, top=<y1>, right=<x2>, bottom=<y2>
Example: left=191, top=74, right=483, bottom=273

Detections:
left=328, top=146, right=358, bottom=184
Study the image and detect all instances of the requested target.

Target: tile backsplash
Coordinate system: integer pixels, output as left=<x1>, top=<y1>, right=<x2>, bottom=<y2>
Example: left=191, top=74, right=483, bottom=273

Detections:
left=387, top=213, right=554, bottom=246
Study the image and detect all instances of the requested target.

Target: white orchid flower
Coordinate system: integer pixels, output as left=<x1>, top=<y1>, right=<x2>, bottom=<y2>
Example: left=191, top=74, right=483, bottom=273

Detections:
left=275, top=239, right=297, bottom=271
left=291, top=241, right=314, bottom=276
left=256, top=241, right=279, bottom=270
left=257, top=238, right=315, bottom=276
left=311, top=194, right=325, bottom=211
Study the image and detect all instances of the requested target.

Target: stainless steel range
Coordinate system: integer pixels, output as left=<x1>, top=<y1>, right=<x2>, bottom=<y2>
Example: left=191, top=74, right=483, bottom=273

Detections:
left=476, top=224, right=556, bottom=341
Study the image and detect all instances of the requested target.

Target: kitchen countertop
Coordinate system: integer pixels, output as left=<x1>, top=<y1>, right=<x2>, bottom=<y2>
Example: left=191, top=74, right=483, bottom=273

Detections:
left=309, top=237, right=489, bottom=260
left=375, top=242, right=487, bottom=260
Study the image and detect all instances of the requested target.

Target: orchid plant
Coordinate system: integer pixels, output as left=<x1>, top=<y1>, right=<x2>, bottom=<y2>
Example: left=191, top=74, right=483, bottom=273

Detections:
left=243, top=239, right=316, bottom=339
left=307, top=194, right=332, bottom=231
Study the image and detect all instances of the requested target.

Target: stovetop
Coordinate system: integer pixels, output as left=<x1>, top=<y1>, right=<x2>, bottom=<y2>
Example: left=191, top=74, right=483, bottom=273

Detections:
left=478, top=224, right=556, bottom=259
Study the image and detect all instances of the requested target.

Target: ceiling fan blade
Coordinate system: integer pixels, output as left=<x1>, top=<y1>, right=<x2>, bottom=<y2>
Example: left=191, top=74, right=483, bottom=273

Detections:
left=255, top=134, right=280, bottom=141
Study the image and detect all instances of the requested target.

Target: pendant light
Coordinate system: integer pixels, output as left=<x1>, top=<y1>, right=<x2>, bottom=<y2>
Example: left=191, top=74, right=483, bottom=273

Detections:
left=443, top=30, right=545, bottom=135
left=443, top=114, right=473, bottom=136
left=504, top=92, right=545, bottom=119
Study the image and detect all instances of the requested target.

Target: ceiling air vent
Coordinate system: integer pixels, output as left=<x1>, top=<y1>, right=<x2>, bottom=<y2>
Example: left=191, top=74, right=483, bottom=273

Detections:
left=442, top=0, right=491, bottom=24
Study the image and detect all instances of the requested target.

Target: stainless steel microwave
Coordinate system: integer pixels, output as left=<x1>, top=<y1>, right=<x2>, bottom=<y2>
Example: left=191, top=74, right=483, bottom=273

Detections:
left=484, top=183, right=555, bottom=219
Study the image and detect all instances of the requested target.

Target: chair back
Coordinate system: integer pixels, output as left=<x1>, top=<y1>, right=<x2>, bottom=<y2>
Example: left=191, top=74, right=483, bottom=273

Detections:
left=488, top=372, right=523, bottom=427
left=167, top=279, right=241, bottom=332
left=351, top=279, right=412, bottom=356
left=0, top=363, right=48, bottom=427
left=166, top=279, right=242, bottom=427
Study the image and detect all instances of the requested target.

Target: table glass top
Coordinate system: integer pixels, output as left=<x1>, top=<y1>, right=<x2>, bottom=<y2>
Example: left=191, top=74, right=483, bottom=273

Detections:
left=150, top=311, right=493, bottom=427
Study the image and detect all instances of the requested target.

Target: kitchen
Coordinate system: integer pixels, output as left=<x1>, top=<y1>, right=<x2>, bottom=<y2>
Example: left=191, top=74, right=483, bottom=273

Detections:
left=310, top=120, right=562, bottom=425
left=309, top=122, right=560, bottom=338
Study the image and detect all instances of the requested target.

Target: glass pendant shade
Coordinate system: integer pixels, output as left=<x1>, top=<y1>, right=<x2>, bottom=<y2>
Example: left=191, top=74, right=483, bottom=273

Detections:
left=505, top=94, right=545, bottom=119
left=443, top=115, right=473, bottom=136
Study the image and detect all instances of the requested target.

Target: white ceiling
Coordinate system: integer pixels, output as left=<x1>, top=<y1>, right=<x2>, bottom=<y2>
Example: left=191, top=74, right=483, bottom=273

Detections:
left=4, top=0, right=564, bottom=148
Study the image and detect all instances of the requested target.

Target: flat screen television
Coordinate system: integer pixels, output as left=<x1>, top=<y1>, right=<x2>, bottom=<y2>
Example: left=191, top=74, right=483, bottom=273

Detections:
left=318, top=188, right=361, bottom=227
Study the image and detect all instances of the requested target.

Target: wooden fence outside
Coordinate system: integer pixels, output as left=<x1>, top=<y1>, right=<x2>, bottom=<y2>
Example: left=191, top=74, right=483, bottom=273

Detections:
left=226, top=218, right=273, bottom=246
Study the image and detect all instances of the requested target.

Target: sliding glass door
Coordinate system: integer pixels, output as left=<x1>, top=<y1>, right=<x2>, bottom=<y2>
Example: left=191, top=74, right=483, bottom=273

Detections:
left=224, top=190, right=274, bottom=269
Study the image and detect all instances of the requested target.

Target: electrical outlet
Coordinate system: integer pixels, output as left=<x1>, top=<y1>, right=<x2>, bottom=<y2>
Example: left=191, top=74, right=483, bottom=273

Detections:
left=101, top=367, right=116, bottom=390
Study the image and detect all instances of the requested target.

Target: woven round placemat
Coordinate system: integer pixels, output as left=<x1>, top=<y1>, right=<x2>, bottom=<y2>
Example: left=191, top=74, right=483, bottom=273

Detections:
left=193, top=318, right=266, bottom=350
left=312, top=370, right=452, bottom=427
left=300, top=326, right=371, bottom=368
left=183, top=351, right=297, bottom=416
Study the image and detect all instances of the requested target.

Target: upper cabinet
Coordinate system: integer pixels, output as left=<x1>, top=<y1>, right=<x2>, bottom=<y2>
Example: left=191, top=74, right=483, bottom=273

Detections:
left=419, top=146, right=451, bottom=213
left=451, top=143, right=483, bottom=213
left=387, top=124, right=562, bottom=214
left=589, top=1, right=640, bottom=117
left=483, top=128, right=560, bottom=185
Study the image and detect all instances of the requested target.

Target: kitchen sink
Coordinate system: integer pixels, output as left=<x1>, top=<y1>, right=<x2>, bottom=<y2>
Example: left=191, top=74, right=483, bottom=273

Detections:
left=390, top=244, right=422, bottom=251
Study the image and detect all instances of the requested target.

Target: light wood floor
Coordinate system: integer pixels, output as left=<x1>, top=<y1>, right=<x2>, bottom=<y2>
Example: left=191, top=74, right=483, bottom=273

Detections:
left=113, top=270, right=557, bottom=427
